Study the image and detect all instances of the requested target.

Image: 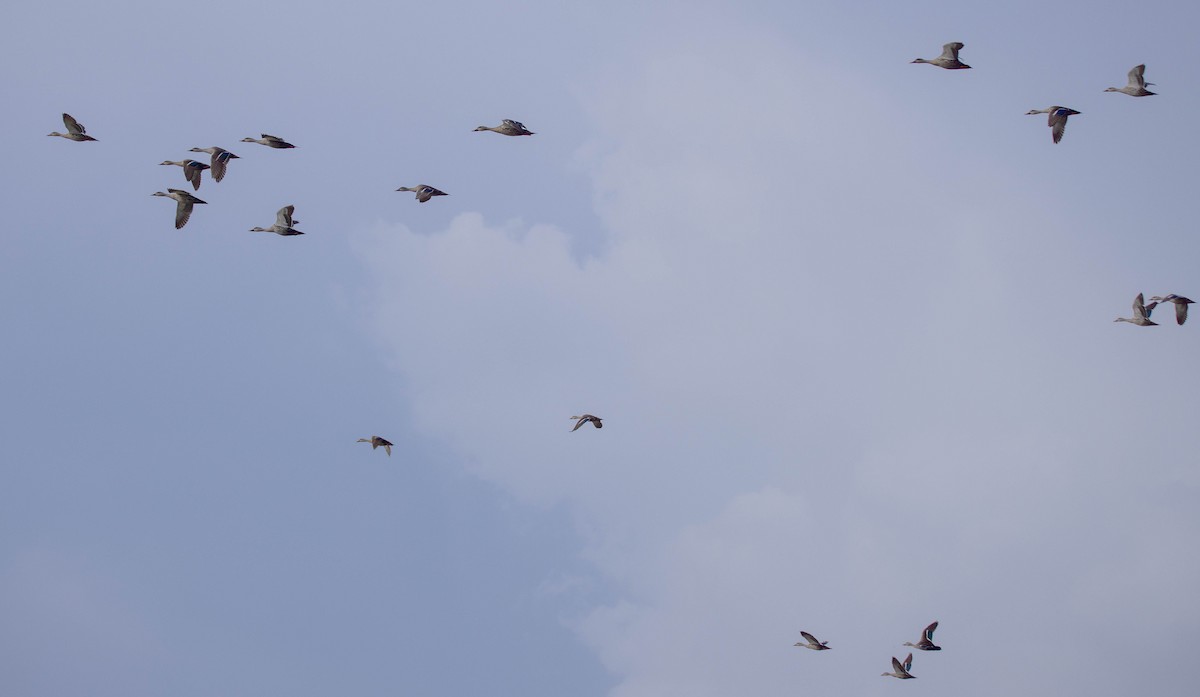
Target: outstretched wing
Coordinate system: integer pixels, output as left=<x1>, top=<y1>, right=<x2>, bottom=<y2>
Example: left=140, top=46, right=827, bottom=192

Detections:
left=211, top=149, right=236, bottom=182
left=1049, top=109, right=1070, bottom=143
left=175, top=200, right=193, bottom=229
left=185, top=163, right=204, bottom=190
left=276, top=205, right=296, bottom=228
left=1129, top=64, right=1147, bottom=89
left=1133, top=293, right=1150, bottom=320
left=63, top=113, right=86, bottom=135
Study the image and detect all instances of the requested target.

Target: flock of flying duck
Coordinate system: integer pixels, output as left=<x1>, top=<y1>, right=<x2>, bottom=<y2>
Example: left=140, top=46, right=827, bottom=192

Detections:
left=912, top=41, right=1154, bottom=144
left=46, top=114, right=534, bottom=231
left=44, top=40, right=1180, bottom=690
left=912, top=42, right=1191, bottom=326
left=48, top=46, right=1185, bottom=466
left=48, top=112, right=552, bottom=456
left=796, top=621, right=941, bottom=680
left=804, top=44, right=1171, bottom=682
left=1115, top=293, right=1194, bottom=327
left=48, top=45, right=1181, bottom=450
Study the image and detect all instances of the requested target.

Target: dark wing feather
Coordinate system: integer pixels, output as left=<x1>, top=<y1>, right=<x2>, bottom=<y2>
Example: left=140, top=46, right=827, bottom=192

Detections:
left=63, top=113, right=85, bottom=135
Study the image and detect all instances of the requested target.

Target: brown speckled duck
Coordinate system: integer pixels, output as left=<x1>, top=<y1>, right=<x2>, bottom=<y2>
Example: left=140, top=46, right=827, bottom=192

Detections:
left=189, top=146, right=240, bottom=182
left=570, top=414, right=603, bottom=431
left=241, top=133, right=296, bottom=148
left=357, top=436, right=393, bottom=456
left=48, top=113, right=97, bottom=141
left=250, top=205, right=304, bottom=236
left=1114, top=293, right=1158, bottom=326
left=794, top=631, right=831, bottom=650
left=903, top=622, right=941, bottom=651
left=1148, top=294, right=1193, bottom=325
left=159, top=159, right=210, bottom=190
left=1105, top=65, right=1156, bottom=97
left=396, top=185, right=449, bottom=203
left=474, top=119, right=534, bottom=136
left=152, top=189, right=207, bottom=229
left=1026, top=106, right=1081, bottom=144
left=911, top=42, right=970, bottom=69
left=881, top=653, right=915, bottom=679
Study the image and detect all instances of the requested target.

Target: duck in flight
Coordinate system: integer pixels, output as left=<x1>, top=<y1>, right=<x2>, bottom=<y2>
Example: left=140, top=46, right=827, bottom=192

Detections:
left=159, top=159, right=211, bottom=190
left=570, top=414, right=603, bottom=431
left=48, top=113, right=97, bottom=141
left=1105, top=64, right=1156, bottom=97
left=881, top=653, right=915, bottom=679
left=1114, top=293, right=1158, bottom=326
left=794, top=631, right=830, bottom=650
left=396, top=185, right=448, bottom=203
left=357, top=436, right=393, bottom=456
left=903, top=621, right=941, bottom=651
left=241, top=133, right=296, bottom=148
left=152, top=189, right=207, bottom=229
left=475, top=119, right=534, bottom=136
left=1148, top=294, right=1193, bottom=325
left=911, top=42, right=971, bottom=69
left=189, top=146, right=240, bottom=182
left=250, top=205, right=305, bottom=236
left=1026, top=106, right=1081, bottom=144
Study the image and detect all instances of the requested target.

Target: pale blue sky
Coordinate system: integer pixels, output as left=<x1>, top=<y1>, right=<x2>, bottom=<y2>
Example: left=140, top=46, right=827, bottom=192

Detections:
left=2, top=2, right=1198, bottom=696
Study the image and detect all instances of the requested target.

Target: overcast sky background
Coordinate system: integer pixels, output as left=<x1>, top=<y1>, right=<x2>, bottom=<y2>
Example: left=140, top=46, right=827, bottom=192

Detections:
left=2, top=1, right=1198, bottom=696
